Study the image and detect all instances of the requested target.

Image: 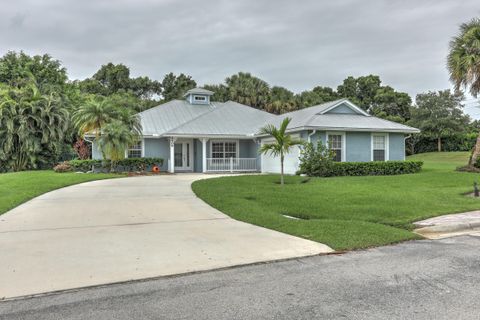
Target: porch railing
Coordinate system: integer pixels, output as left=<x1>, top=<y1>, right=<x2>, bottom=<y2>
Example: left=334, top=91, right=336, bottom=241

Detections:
left=206, top=158, right=257, bottom=172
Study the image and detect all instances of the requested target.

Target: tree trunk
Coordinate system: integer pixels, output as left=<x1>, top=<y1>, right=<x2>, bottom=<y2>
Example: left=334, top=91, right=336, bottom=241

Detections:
left=280, top=155, right=284, bottom=186
left=437, top=137, right=442, bottom=152
left=469, top=132, right=480, bottom=167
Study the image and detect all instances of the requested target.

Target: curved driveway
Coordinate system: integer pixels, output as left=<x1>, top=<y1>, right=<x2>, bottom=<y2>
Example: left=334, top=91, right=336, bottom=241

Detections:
left=0, top=174, right=331, bottom=298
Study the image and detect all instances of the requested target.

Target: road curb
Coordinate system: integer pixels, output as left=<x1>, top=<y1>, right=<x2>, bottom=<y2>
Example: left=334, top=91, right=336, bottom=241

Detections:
left=414, top=221, right=480, bottom=235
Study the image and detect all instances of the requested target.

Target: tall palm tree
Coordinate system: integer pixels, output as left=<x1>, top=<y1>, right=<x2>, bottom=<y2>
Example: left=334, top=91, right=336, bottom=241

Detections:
left=225, top=72, right=271, bottom=109
left=97, top=120, right=138, bottom=171
left=259, top=117, right=304, bottom=185
left=447, top=18, right=480, bottom=166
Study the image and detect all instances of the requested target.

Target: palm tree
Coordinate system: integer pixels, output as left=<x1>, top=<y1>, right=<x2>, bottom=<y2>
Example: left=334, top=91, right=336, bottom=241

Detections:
left=447, top=18, right=480, bottom=166
left=97, top=120, right=138, bottom=171
left=0, top=83, right=69, bottom=171
left=72, top=97, right=116, bottom=139
left=225, top=72, right=271, bottom=109
left=114, top=107, right=142, bottom=136
left=259, top=117, right=304, bottom=185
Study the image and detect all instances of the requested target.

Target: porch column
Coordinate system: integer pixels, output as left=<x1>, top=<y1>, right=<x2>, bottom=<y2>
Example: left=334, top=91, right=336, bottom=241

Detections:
left=201, top=138, right=209, bottom=173
left=169, top=137, right=176, bottom=173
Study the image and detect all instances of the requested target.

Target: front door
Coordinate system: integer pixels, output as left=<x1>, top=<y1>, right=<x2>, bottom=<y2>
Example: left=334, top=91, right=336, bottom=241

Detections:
left=174, top=140, right=193, bottom=171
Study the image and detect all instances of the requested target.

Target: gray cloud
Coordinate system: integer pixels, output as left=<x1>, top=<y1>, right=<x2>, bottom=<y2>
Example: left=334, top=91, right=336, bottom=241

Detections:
left=0, top=0, right=479, bottom=100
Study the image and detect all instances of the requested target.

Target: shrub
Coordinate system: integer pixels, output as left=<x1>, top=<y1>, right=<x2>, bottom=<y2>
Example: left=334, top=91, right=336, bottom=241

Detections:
left=66, top=158, right=164, bottom=173
left=69, top=159, right=102, bottom=172
left=324, top=161, right=423, bottom=177
left=116, top=158, right=163, bottom=172
left=298, top=140, right=335, bottom=177
left=298, top=141, right=423, bottom=176
left=53, top=161, right=72, bottom=173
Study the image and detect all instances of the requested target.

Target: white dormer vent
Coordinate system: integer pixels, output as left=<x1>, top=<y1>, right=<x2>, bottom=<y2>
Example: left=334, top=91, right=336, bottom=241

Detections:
left=184, top=88, right=214, bottom=105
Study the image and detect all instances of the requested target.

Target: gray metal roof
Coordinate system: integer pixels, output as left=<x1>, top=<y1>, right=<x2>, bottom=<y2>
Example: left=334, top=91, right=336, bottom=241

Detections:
left=139, top=98, right=419, bottom=137
left=303, top=114, right=419, bottom=133
left=260, top=99, right=419, bottom=134
left=183, top=87, right=214, bottom=97
left=165, top=101, right=276, bottom=136
left=139, top=99, right=215, bottom=135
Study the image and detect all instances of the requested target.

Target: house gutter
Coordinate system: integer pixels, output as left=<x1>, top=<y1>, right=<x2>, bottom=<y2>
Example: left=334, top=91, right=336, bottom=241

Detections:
left=307, top=130, right=317, bottom=143
left=254, top=126, right=419, bottom=138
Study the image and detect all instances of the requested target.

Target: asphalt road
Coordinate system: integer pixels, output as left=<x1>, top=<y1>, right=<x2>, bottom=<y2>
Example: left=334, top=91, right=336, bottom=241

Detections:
left=2, top=235, right=480, bottom=320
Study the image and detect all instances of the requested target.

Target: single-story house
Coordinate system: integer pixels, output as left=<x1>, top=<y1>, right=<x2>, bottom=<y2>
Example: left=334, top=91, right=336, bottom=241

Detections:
left=92, top=88, right=419, bottom=174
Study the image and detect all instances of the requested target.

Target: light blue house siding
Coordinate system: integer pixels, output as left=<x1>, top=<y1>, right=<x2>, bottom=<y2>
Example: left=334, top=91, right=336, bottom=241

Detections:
left=346, top=132, right=371, bottom=162
left=194, top=139, right=203, bottom=172
left=93, top=138, right=259, bottom=172
left=326, top=103, right=358, bottom=114
left=389, top=133, right=406, bottom=160
left=91, top=132, right=405, bottom=171
left=193, top=138, right=259, bottom=172
left=239, top=140, right=257, bottom=158
left=239, top=139, right=261, bottom=171
left=308, top=131, right=326, bottom=145
left=299, top=130, right=406, bottom=162
left=143, top=138, right=170, bottom=171
left=91, top=138, right=169, bottom=171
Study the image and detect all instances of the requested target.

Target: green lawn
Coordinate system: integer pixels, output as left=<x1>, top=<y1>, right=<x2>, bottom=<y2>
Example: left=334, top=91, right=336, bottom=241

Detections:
left=192, top=152, right=480, bottom=251
left=0, top=171, right=120, bottom=216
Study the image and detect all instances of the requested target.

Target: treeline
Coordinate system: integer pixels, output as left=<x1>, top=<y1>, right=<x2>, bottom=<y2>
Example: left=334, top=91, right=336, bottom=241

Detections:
left=0, top=50, right=477, bottom=171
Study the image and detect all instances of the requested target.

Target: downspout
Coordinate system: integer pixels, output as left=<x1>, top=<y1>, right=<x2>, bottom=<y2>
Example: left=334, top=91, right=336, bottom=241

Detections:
left=307, top=130, right=317, bottom=143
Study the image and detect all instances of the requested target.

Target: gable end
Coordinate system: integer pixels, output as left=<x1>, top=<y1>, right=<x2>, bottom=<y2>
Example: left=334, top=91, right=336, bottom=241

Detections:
left=319, top=100, right=370, bottom=116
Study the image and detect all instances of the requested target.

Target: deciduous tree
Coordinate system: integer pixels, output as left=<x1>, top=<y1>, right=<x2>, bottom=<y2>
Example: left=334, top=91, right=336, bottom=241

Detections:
left=161, top=72, right=196, bottom=101
left=408, top=90, right=470, bottom=152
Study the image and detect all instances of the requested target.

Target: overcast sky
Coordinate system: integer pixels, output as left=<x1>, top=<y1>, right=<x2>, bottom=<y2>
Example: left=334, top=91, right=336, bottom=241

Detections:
left=1, top=0, right=479, bottom=112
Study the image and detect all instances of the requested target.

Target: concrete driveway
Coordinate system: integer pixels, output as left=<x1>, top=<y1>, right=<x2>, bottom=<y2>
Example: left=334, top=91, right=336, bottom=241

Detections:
left=3, top=235, right=480, bottom=319
left=0, top=174, right=332, bottom=299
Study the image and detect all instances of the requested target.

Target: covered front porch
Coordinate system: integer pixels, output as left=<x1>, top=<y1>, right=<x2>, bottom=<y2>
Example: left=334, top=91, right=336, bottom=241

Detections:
left=166, top=137, right=260, bottom=173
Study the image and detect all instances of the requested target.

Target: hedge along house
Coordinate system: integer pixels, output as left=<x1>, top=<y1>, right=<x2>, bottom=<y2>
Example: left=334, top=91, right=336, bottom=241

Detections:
left=91, top=88, right=419, bottom=174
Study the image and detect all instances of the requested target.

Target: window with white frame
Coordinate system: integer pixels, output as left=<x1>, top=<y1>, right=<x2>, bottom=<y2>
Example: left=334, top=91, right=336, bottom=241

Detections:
left=372, top=135, right=386, bottom=161
left=211, top=141, right=237, bottom=159
left=194, top=95, right=206, bottom=101
left=127, top=141, right=142, bottom=158
left=328, top=134, right=343, bottom=162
